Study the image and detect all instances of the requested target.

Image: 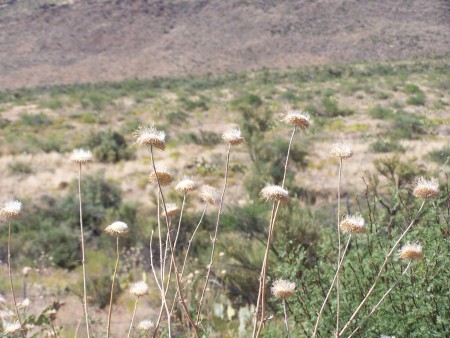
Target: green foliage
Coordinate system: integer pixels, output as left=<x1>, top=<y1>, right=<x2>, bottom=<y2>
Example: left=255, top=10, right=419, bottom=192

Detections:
left=370, top=139, right=405, bottom=153
left=406, top=93, right=427, bottom=106
left=86, top=273, right=122, bottom=309
left=369, top=105, right=393, bottom=119
left=427, top=146, right=450, bottom=165
left=8, top=160, right=33, bottom=175
left=177, top=130, right=222, bottom=146
left=19, top=112, right=53, bottom=126
left=81, top=130, right=134, bottom=163
left=321, top=96, right=354, bottom=117
left=391, top=111, right=428, bottom=139
left=10, top=174, right=138, bottom=269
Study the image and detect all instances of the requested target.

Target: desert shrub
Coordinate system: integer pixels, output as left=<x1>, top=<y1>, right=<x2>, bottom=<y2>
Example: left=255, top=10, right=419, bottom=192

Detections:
left=178, top=96, right=209, bottom=111
left=231, top=93, right=263, bottom=109
left=427, top=146, right=450, bottom=165
left=391, top=111, right=428, bottom=139
left=166, top=110, right=189, bottom=125
left=19, top=112, right=52, bottom=126
left=406, top=92, right=427, bottom=106
left=370, top=139, right=405, bottom=153
left=177, top=130, right=222, bottom=146
left=404, top=84, right=422, bottom=94
left=321, top=96, right=354, bottom=117
left=81, top=130, right=134, bottom=163
left=369, top=105, right=393, bottom=119
left=86, top=273, right=122, bottom=309
left=8, top=160, right=33, bottom=175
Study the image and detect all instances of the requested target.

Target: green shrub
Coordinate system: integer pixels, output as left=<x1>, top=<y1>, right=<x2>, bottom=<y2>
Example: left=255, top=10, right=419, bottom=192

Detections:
left=406, top=93, right=426, bottom=106
left=321, top=96, right=354, bottom=117
left=404, top=83, right=422, bottom=94
left=370, top=139, right=405, bottom=153
left=427, top=146, right=450, bottom=165
left=81, top=130, right=134, bottom=163
left=86, top=273, right=122, bottom=309
left=177, top=130, right=222, bottom=146
left=391, top=111, right=427, bottom=139
left=8, top=160, right=33, bottom=175
left=369, top=105, right=393, bottom=119
left=19, top=113, right=52, bottom=126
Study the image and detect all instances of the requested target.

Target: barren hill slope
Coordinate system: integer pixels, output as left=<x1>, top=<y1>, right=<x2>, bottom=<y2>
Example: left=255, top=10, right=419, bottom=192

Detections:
left=0, top=0, right=449, bottom=89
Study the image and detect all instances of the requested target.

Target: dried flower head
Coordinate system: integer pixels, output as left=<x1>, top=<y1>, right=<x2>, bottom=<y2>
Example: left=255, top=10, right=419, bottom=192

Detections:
left=200, top=185, right=220, bottom=205
left=413, top=177, right=439, bottom=199
left=130, top=281, right=149, bottom=297
left=339, top=214, right=365, bottom=235
left=22, top=266, right=32, bottom=277
left=70, top=148, right=93, bottom=164
left=137, top=319, right=154, bottom=331
left=399, top=243, right=423, bottom=260
left=282, top=107, right=311, bottom=129
left=4, top=321, right=21, bottom=334
left=222, top=128, right=245, bottom=146
left=1, top=200, right=23, bottom=218
left=148, top=169, right=172, bottom=186
left=260, top=185, right=289, bottom=204
left=271, top=279, right=296, bottom=299
left=134, top=125, right=166, bottom=150
left=330, top=142, right=353, bottom=160
left=162, top=203, right=179, bottom=217
left=105, top=221, right=130, bottom=237
left=175, top=176, right=197, bottom=193
left=20, top=298, right=30, bottom=308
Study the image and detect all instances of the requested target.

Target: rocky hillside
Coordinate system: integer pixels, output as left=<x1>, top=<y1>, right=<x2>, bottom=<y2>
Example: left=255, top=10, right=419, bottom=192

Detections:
left=0, top=0, right=449, bottom=89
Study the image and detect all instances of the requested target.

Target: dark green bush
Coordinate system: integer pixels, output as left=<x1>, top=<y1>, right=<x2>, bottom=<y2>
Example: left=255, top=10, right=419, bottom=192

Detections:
left=8, top=160, right=33, bottom=175
left=370, top=139, right=405, bottom=153
left=406, top=93, right=426, bottom=106
left=19, top=113, right=52, bottom=126
left=81, top=130, right=134, bottom=163
left=369, top=106, right=393, bottom=119
left=427, top=146, right=450, bottom=165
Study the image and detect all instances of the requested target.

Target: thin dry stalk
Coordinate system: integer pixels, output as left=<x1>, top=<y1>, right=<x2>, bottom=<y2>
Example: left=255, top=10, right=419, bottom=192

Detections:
left=253, top=126, right=297, bottom=337
left=77, top=164, right=91, bottom=338
left=339, top=200, right=426, bottom=336
left=150, top=231, right=171, bottom=338
left=336, top=158, right=343, bottom=336
left=347, top=262, right=412, bottom=338
left=127, top=297, right=140, bottom=338
left=150, top=146, right=199, bottom=337
left=106, top=237, right=120, bottom=338
left=169, top=203, right=208, bottom=316
left=196, top=144, right=231, bottom=324
left=7, top=220, right=25, bottom=338
left=157, top=195, right=164, bottom=287
left=312, top=236, right=352, bottom=337
left=283, top=299, right=291, bottom=338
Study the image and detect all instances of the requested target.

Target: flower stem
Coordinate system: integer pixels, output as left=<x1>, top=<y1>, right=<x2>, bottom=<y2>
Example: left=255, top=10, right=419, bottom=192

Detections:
left=150, top=146, right=199, bottom=337
left=8, top=220, right=25, bottom=338
left=336, top=158, right=343, bottom=336
left=196, top=144, right=231, bottom=324
left=106, top=237, right=120, bottom=338
left=312, top=236, right=352, bottom=337
left=283, top=299, right=291, bottom=338
left=78, top=164, right=91, bottom=338
left=127, top=297, right=140, bottom=338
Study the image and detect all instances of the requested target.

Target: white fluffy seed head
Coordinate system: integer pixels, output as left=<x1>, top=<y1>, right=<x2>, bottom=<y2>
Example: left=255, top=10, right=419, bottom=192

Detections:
left=1, top=200, right=23, bottom=218
left=137, top=319, right=154, bottom=331
left=271, top=279, right=296, bottom=299
left=399, top=243, right=423, bottom=260
left=105, top=221, right=130, bottom=237
left=413, top=177, right=439, bottom=199
left=260, top=185, right=289, bottom=204
left=200, top=185, right=220, bottom=205
left=4, top=321, right=21, bottom=334
left=282, top=107, right=311, bottom=129
left=130, top=281, right=149, bottom=297
left=330, top=142, right=353, bottom=160
left=148, top=169, right=172, bottom=186
left=339, top=214, right=365, bottom=235
left=162, top=203, right=179, bottom=217
left=134, top=125, right=166, bottom=150
left=70, top=148, right=93, bottom=164
left=175, top=176, right=197, bottom=193
left=222, top=127, right=245, bottom=146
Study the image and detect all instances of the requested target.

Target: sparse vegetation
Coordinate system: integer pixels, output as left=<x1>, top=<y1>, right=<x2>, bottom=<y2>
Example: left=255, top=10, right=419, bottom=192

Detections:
left=0, top=57, right=448, bottom=337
